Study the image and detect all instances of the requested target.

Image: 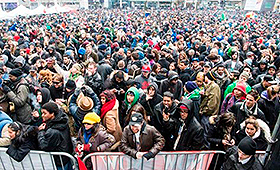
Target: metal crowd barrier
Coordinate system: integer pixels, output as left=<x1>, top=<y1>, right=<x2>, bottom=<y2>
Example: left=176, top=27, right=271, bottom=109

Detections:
left=83, top=151, right=226, bottom=170
left=0, top=147, right=78, bottom=170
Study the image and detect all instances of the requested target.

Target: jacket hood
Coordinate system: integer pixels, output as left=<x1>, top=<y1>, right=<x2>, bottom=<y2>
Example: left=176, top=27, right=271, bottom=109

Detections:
left=147, top=82, right=159, bottom=93
left=168, top=71, right=179, bottom=81
left=38, top=88, right=51, bottom=105
left=176, top=98, right=194, bottom=124
left=46, top=111, right=68, bottom=131
left=124, top=87, right=140, bottom=106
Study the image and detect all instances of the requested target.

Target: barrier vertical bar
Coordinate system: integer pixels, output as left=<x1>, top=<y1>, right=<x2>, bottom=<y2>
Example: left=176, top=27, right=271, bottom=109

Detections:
left=106, top=155, right=109, bottom=170
left=152, top=155, right=156, bottom=170
left=50, top=154, right=56, bottom=170
left=130, top=156, right=132, bottom=170
left=59, top=155, right=64, bottom=170
left=20, top=161, right=25, bottom=170
left=95, top=155, right=98, bottom=170
left=205, top=153, right=210, bottom=170
left=0, top=154, right=7, bottom=170
left=194, top=153, right=199, bottom=170
left=8, top=156, right=16, bottom=170
left=214, top=153, right=220, bottom=170
left=141, top=156, right=144, bottom=170
left=183, top=154, right=187, bottom=170
left=27, top=154, right=35, bottom=170
left=38, top=154, right=45, bottom=170
left=173, top=153, right=179, bottom=170
left=118, top=155, right=121, bottom=170
left=164, top=154, right=167, bottom=170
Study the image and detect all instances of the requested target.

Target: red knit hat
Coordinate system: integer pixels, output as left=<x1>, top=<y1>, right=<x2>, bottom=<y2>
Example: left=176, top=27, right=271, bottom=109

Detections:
left=142, top=65, right=151, bottom=72
left=234, top=82, right=247, bottom=95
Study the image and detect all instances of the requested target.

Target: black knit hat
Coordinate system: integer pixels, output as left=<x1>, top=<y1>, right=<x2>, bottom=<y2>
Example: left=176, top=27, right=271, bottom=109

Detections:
left=65, top=80, right=76, bottom=90
left=205, top=71, right=217, bottom=81
left=42, top=102, right=59, bottom=115
left=9, top=68, right=23, bottom=77
left=238, top=136, right=257, bottom=155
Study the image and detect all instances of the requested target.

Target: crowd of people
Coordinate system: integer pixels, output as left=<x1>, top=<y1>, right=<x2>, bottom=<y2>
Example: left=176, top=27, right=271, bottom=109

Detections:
left=0, top=7, right=280, bottom=170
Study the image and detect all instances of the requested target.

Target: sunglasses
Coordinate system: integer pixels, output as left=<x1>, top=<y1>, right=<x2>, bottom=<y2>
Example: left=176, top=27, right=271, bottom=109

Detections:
left=53, top=81, right=61, bottom=85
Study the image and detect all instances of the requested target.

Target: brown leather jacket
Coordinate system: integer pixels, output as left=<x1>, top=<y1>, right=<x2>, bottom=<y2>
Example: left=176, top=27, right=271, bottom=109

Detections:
left=120, top=123, right=165, bottom=159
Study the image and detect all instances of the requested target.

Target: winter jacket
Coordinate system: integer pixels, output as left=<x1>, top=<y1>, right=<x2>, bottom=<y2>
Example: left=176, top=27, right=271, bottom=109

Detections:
left=0, top=111, right=12, bottom=146
left=97, top=60, right=113, bottom=83
left=7, top=78, right=32, bottom=124
left=69, top=86, right=101, bottom=125
left=179, top=68, right=192, bottom=85
left=199, top=81, right=221, bottom=116
left=139, top=83, right=163, bottom=119
left=222, top=146, right=263, bottom=170
left=134, top=74, right=156, bottom=90
left=228, top=102, right=266, bottom=134
left=252, top=83, right=266, bottom=96
left=37, top=110, right=73, bottom=166
left=258, top=91, right=280, bottom=131
left=224, top=59, right=243, bottom=72
left=49, top=85, right=64, bottom=101
left=159, top=71, right=183, bottom=101
left=120, top=122, right=165, bottom=159
left=236, top=128, right=268, bottom=150
left=6, top=125, right=37, bottom=162
left=220, top=93, right=245, bottom=115
left=102, top=100, right=122, bottom=142
left=163, top=99, right=205, bottom=151
left=77, top=124, right=115, bottom=152
left=85, top=72, right=103, bottom=95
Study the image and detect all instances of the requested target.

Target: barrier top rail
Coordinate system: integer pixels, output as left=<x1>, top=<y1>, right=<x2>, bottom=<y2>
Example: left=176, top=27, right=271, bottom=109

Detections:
left=0, top=147, right=78, bottom=170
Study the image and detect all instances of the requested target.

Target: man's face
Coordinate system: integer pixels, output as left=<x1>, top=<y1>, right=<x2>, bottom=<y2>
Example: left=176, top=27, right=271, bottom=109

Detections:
left=9, top=74, right=17, bottom=82
left=142, top=71, right=149, bottom=78
left=260, top=63, right=266, bottom=69
left=263, top=81, right=271, bottom=88
left=52, top=79, right=63, bottom=89
left=130, top=124, right=142, bottom=133
left=245, top=94, right=256, bottom=109
left=180, top=108, right=189, bottom=120
left=171, top=78, right=178, bottom=85
left=268, top=68, right=275, bottom=76
left=127, top=93, right=135, bottom=104
left=115, top=77, right=123, bottom=83
left=63, top=57, right=70, bottom=64
left=217, top=67, right=224, bottom=75
left=196, top=77, right=204, bottom=87
left=41, top=109, right=55, bottom=122
left=238, top=149, right=251, bottom=160
left=8, top=128, right=16, bottom=140
left=87, top=64, right=96, bottom=75
left=163, top=96, right=172, bottom=108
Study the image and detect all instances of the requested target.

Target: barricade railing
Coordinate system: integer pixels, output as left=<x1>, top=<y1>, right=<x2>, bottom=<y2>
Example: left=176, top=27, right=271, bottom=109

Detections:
left=83, top=151, right=226, bottom=170
left=0, top=147, right=78, bottom=170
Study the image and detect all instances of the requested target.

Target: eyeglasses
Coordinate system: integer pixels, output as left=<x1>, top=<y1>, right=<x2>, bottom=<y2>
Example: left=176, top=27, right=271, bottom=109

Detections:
left=53, top=81, right=61, bottom=85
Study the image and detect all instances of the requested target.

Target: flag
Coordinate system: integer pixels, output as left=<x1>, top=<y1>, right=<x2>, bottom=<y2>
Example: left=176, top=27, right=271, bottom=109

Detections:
left=77, top=157, right=87, bottom=170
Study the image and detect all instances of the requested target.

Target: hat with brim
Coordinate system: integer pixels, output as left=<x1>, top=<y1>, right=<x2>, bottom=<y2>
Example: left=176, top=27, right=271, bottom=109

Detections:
left=78, top=96, right=94, bottom=111
left=82, top=112, right=100, bottom=124
left=129, top=112, right=143, bottom=126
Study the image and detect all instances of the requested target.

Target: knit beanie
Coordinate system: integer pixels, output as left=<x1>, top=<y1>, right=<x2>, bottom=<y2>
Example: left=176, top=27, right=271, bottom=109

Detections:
left=9, top=68, right=23, bottom=77
left=185, top=81, right=198, bottom=93
left=238, top=136, right=257, bottom=155
left=206, top=71, right=217, bottom=81
left=42, top=102, right=59, bottom=115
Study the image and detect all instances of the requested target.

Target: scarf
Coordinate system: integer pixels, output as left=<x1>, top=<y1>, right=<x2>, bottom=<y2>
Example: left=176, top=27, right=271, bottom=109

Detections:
left=83, top=129, right=92, bottom=144
left=100, top=98, right=116, bottom=119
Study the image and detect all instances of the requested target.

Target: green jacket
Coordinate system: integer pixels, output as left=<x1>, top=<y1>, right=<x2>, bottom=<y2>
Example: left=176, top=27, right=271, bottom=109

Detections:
left=224, top=81, right=251, bottom=98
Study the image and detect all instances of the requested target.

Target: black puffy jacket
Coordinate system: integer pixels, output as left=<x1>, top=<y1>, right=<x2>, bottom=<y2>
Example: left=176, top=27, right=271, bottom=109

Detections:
left=37, top=110, right=73, bottom=167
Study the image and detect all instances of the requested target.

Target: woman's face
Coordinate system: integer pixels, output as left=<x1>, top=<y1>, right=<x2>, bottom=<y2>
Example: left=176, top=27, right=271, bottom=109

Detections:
left=100, top=96, right=106, bottom=105
left=37, top=91, right=43, bottom=103
left=246, top=123, right=257, bottom=137
left=233, top=89, right=243, bottom=98
left=8, top=128, right=16, bottom=140
left=169, top=63, right=175, bottom=71
left=84, top=123, right=93, bottom=130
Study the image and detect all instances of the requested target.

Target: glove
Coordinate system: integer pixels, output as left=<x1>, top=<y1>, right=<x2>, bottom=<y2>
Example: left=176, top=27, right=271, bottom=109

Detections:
left=143, top=152, right=154, bottom=160
left=2, top=84, right=11, bottom=94
left=75, top=143, right=84, bottom=157
left=83, top=144, right=91, bottom=152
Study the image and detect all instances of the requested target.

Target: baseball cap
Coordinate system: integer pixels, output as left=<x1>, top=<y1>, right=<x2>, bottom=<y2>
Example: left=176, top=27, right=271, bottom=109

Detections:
left=129, top=112, right=143, bottom=127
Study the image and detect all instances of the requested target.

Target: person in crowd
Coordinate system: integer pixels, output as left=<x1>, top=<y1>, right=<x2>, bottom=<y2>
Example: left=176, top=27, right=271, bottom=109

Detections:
left=0, top=110, right=13, bottom=146
left=100, top=90, right=122, bottom=144
left=159, top=71, right=183, bottom=102
left=6, top=122, right=38, bottom=162
left=229, top=89, right=266, bottom=134
left=135, top=64, right=156, bottom=90
left=69, top=85, right=101, bottom=130
left=221, top=82, right=247, bottom=114
left=1, top=68, right=32, bottom=124
left=207, top=112, right=236, bottom=169
left=236, top=116, right=271, bottom=150
left=85, top=62, right=103, bottom=95
left=163, top=99, right=204, bottom=151
left=253, top=75, right=277, bottom=96
left=49, top=74, right=64, bottom=101
left=37, top=102, right=73, bottom=170
left=75, top=112, right=115, bottom=167
left=222, top=136, right=263, bottom=170
left=139, top=82, right=163, bottom=124
left=258, top=85, right=280, bottom=131
left=120, top=112, right=165, bottom=160
left=119, top=87, right=140, bottom=128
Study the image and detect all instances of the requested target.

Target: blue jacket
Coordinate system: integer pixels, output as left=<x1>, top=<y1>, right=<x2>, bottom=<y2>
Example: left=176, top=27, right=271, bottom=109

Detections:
left=0, top=111, right=13, bottom=137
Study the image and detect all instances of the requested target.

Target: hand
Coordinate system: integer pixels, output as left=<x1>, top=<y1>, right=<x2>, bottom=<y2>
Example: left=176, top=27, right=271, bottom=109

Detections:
left=143, top=152, right=154, bottom=160
left=222, top=140, right=228, bottom=146
left=147, top=116, right=151, bottom=121
left=146, top=95, right=153, bottom=101
left=230, top=139, right=235, bottom=146
left=162, top=112, right=170, bottom=121
left=32, top=111, right=39, bottom=118
left=136, top=152, right=146, bottom=159
left=38, top=123, right=46, bottom=131
left=119, top=89, right=125, bottom=94
left=1, top=84, right=11, bottom=94
left=111, top=88, right=117, bottom=93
